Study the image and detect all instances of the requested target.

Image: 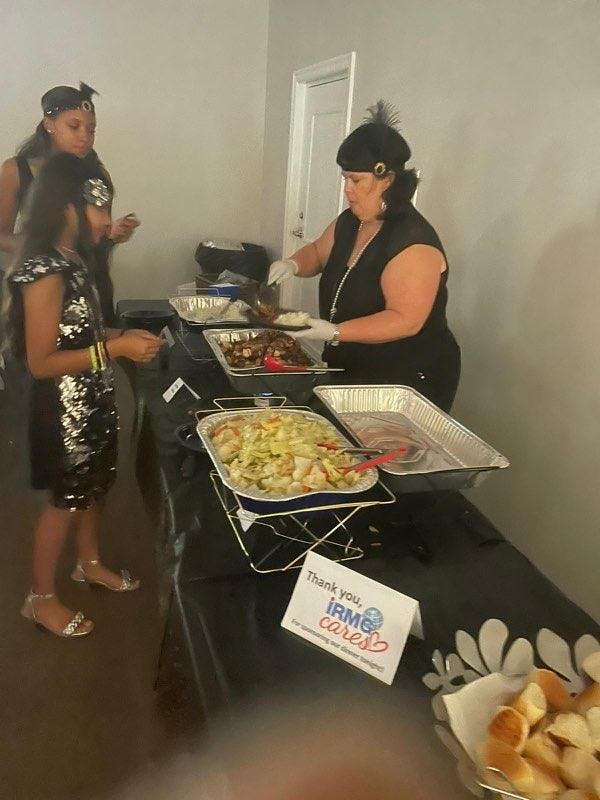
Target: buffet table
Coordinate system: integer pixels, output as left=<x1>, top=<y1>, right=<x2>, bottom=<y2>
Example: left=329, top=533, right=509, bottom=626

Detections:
left=121, top=304, right=600, bottom=798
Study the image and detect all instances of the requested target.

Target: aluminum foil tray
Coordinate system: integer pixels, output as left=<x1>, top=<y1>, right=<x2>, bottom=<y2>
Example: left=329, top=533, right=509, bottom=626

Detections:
left=196, top=408, right=378, bottom=503
left=169, top=295, right=247, bottom=325
left=203, top=328, right=329, bottom=404
left=203, top=328, right=321, bottom=372
left=313, top=385, right=509, bottom=493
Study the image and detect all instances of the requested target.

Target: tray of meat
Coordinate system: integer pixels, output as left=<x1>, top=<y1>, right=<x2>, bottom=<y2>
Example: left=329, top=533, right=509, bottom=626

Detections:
left=204, top=328, right=315, bottom=372
left=203, top=329, right=336, bottom=404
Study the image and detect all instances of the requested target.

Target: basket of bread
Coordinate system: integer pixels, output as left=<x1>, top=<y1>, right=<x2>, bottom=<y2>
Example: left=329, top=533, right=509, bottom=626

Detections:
left=423, top=620, right=600, bottom=800
left=479, top=654, right=600, bottom=799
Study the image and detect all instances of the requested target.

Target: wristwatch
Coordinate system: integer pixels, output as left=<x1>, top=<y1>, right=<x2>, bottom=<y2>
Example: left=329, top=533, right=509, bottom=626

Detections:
left=330, top=326, right=341, bottom=347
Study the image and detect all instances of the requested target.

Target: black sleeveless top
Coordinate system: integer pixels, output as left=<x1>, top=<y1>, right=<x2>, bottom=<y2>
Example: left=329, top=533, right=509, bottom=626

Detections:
left=15, top=156, right=34, bottom=208
left=319, top=205, right=455, bottom=382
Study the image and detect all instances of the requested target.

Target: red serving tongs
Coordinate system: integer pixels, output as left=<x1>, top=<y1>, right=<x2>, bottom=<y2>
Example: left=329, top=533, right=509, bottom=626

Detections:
left=262, top=355, right=344, bottom=373
left=263, top=354, right=309, bottom=372
left=341, top=446, right=410, bottom=473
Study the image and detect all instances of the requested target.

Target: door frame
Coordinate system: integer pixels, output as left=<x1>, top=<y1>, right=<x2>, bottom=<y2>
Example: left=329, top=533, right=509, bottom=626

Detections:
left=281, top=52, right=356, bottom=261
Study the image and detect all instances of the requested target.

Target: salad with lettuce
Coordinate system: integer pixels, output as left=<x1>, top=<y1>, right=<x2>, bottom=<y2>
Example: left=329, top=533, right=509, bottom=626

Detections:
left=210, top=411, right=364, bottom=495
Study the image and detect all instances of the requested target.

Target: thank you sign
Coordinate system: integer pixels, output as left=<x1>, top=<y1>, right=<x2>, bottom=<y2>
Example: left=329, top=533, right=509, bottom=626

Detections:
left=281, top=552, right=422, bottom=685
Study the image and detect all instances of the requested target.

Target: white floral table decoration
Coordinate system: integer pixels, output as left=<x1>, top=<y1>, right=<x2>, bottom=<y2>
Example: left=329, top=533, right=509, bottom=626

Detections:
left=422, top=618, right=599, bottom=798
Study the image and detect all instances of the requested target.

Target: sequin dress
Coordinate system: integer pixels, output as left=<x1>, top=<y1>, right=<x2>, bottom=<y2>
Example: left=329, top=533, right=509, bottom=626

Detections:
left=10, top=250, right=118, bottom=510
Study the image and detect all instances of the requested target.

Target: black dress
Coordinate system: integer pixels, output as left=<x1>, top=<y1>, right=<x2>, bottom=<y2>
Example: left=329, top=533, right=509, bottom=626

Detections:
left=319, top=205, right=461, bottom=411
left=14, top=155, right=117, bottom=324
left=9, top=251, right=118, bottom=510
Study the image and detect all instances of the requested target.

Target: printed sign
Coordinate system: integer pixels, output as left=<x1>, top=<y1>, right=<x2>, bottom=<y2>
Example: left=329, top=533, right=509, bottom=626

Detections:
left=162, top=377, right=200, bottom=403
left=160, top=326, right=175, bottom=348
left=281, top=551, right=422, bottom=685
left=236, top=508, right=258, bottom=532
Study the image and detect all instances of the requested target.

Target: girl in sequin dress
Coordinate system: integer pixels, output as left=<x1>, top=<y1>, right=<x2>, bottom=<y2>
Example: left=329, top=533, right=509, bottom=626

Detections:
left=2, top=153, right=163, bottom=638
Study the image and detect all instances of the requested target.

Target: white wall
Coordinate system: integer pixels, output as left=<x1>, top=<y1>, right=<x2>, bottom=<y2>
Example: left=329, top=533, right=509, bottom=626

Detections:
left=261, top=0, right=600, bottom=620
left=0, top=0, right=269, bottom=299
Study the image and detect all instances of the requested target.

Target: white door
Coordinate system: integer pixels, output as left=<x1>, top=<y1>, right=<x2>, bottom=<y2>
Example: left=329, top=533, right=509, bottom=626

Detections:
left=282, top=65, right=353, bottom=316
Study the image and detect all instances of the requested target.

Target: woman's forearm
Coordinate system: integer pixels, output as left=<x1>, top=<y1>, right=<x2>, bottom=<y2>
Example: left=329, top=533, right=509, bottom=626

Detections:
left=22, top=274, right=123, bottom=379
left=289, top=241, right=323, bottom=278
left=27, top=346, right=97, bottom=380
left=29, top=337, right=129, bottom=378
left=338, top=310, right=422, bottom=344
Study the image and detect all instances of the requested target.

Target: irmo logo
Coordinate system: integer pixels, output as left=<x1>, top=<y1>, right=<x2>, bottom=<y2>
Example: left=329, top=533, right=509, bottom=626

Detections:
left=325, top=598, right=384, bottom=633
left=362, top=607, right=384, bottom=631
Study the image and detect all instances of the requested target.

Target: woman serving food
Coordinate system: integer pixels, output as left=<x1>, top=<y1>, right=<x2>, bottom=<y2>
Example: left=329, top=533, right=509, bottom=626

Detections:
left=268, top=101, right=460, bottom=411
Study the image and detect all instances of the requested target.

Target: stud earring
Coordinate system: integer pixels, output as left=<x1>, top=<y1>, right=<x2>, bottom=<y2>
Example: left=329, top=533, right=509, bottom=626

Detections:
left=380, top=199, right=387, bottom=212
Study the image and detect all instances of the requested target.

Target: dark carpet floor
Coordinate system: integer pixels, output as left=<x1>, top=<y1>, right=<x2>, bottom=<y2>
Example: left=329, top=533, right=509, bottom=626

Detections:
left=0, top=361, right=192, bottom=800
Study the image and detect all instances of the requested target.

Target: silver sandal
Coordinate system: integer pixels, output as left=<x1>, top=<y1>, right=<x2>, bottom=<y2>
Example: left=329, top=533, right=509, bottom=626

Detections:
left=71, top=559, right=141, bottom=592
left=21, top=591, right=93, bottom=638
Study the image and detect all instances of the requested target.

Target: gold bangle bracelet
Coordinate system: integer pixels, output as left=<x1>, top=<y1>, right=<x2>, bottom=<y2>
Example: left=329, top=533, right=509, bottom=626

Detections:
left=89, top=345, right=98, bottom=371
left=99, top=340, right=109, bottom=365
left=96, top=342, right=104, bottom=370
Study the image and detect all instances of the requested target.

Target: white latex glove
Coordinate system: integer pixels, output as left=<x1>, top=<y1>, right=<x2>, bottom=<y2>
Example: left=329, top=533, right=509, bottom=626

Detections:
left=287, top=318, right=336, bottom=343
left=267, top=259, right=298, bottom=285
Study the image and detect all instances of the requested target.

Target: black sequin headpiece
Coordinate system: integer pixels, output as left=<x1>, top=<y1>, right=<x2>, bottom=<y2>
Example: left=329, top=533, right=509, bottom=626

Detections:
left=336, top=100, right=411, bottom=177
left=42, top=82, right=97, bottom=117
left=83, top=178, right=111, bottom=208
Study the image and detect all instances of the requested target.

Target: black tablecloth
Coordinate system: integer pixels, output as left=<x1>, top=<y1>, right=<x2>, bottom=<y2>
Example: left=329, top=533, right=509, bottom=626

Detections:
left=121, top=306, right=600, bottom=798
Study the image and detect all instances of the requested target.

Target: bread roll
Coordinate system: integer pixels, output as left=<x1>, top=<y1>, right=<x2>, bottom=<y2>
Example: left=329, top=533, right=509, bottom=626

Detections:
left=537, top=714, right=555, bottom=733
left=582, top=652, right=600, bottom=684
left=558, top=790, right=599, bottom=800
left=513, top=682, right=548, bottom=726
left=523, top=730, right=562, bottom=770
left=574, top=683, right=600, bottom=716
left=559, top=747, right=600, bottom=791
left=479, top=737, right=535, bottom=793
left=547, top=713, right=593, bottom=751
left=586, top=707, right=600, bottom=753
left=524, top=757, right=565, bottom=794
left=488, top=706, right=530, bottom=752
left=529, top=668, right=573, bottom=712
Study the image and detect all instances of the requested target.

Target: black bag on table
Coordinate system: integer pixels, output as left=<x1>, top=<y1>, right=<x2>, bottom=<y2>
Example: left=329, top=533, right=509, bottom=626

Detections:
left=194, top=238, right=269, bottom=285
